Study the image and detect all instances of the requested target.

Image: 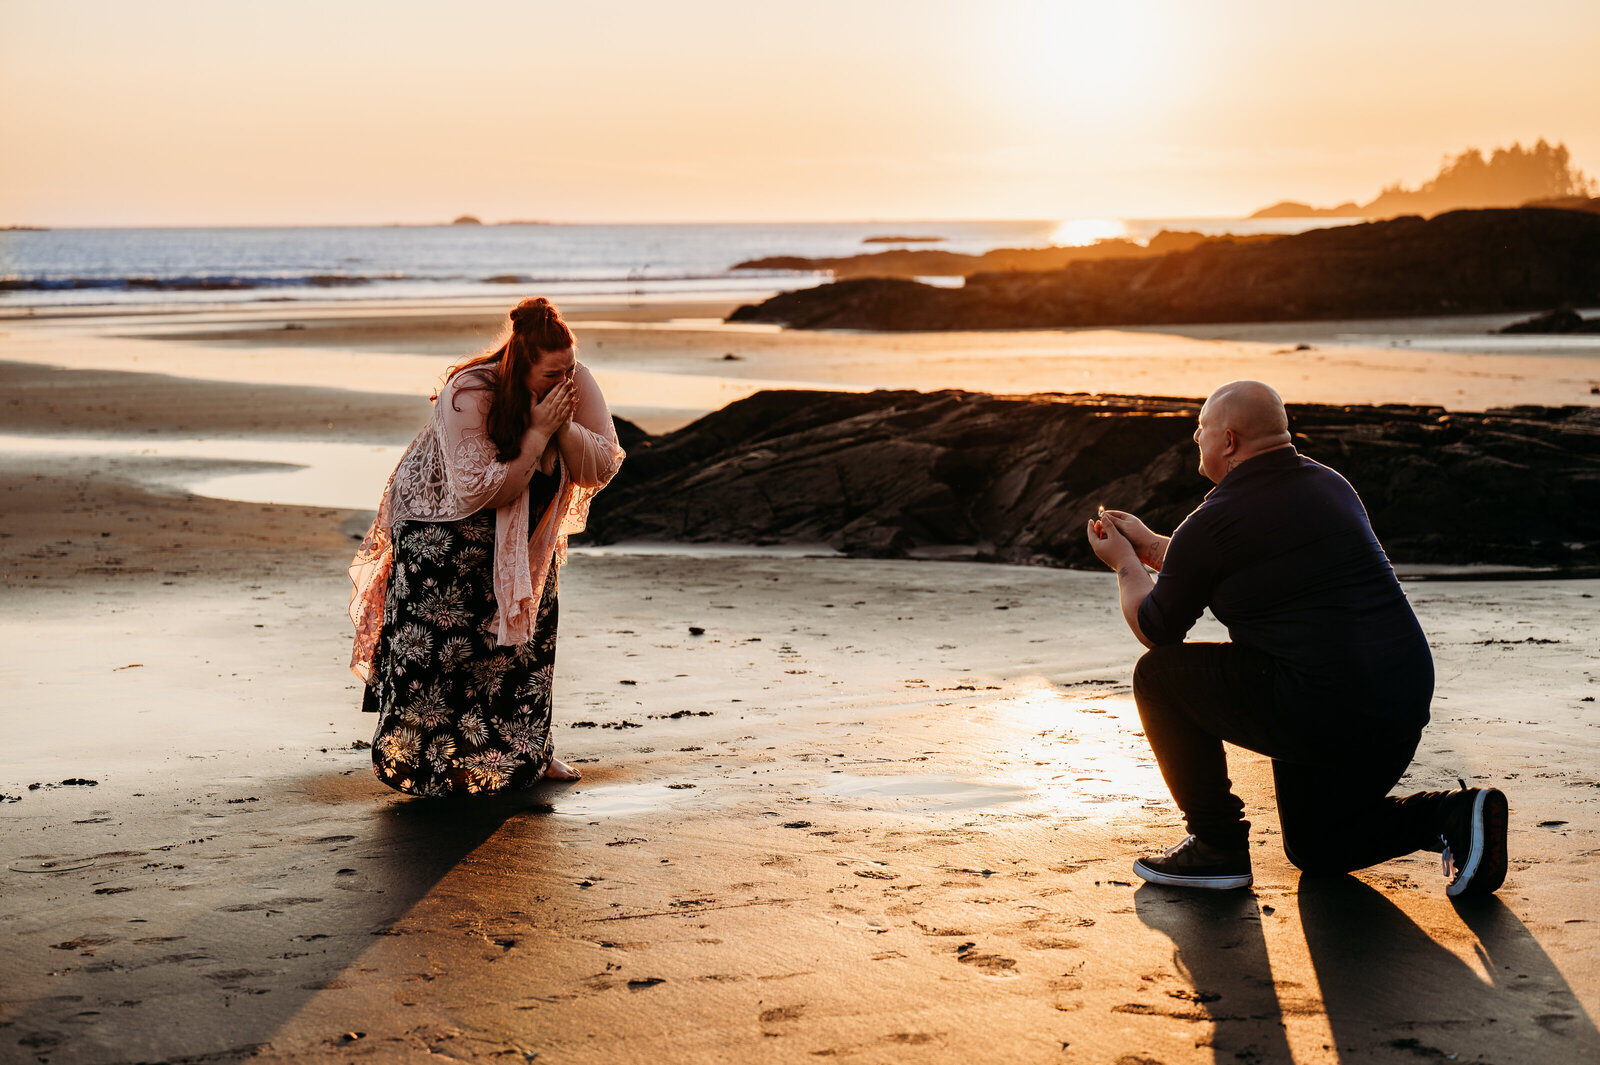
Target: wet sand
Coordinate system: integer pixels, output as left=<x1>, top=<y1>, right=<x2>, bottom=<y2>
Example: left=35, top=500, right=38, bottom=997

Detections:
left=1, top=303, right=1598, bottom=1063
left=3, top=298, right=1598, bottom=431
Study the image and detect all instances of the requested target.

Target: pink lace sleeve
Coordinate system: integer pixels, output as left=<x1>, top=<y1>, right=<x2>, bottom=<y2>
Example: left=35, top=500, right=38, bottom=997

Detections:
left=347, top=471, right=395, bottom=682
left=559, top=363, right=626, bottom=534
left=437, top=374, right=511, bottom=513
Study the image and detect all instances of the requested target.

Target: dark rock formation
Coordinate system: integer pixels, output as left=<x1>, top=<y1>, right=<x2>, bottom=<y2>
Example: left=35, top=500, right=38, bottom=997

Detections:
left=728, top=209, right=1600, bottom=331
left=584, top=389, right=1600, bottom=574
left=732, top=230, right=1262, bottom=281
left=1524, top=196, right=1600, bottom=215
left=611, top=415, right=652, bottom=455
left=1499, top=309, right=1600, bottom=334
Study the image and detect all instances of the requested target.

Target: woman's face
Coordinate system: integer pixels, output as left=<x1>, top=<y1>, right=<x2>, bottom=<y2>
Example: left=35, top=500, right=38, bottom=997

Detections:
left=527, top=346, right=576, bottom=399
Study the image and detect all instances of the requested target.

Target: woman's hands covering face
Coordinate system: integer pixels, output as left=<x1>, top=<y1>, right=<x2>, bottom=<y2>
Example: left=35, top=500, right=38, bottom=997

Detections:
left=532, top=377, right=576, bottom=437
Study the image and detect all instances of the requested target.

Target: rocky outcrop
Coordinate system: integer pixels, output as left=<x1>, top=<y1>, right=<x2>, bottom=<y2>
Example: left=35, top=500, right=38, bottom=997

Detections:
left=586, top=390, right=1600, bottom=574
left=1498, top=309, right=1600, bottom=334
left=1524, top=196, right=1600, bottom=214
left=727, top=209, right=1600, bottom=331
left=731, top=230, right=1269, bottom=281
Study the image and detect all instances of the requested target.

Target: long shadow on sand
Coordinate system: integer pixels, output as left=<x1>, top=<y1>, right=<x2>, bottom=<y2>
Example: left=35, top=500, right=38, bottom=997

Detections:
left=1136, top=876, right=1600, bottom=1064
left=1298, top=875, right=1600, bottom=1061
left=2, top=774, right=564, bottom=1064
left=1133, top=884, right=1295, bottom=1063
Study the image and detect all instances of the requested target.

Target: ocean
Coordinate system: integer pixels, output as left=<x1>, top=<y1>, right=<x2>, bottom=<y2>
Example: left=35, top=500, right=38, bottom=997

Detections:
left=0, top=217, right=1335, bottom=310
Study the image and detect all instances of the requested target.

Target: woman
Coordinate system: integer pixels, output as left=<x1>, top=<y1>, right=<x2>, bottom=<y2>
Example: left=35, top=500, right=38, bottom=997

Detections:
left=348, top=297, right=624, bottom=796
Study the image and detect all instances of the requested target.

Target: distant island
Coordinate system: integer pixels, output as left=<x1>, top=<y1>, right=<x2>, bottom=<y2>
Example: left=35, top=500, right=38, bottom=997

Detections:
left=1, top=225, right=49, bottom=231
left=1251, top=140, right=1594, bottom=219
left=451, top=214, right=483, bottom=225
left=728, top=207, right=1600, bottom=331
left=862, top=235, right=945, bottom=244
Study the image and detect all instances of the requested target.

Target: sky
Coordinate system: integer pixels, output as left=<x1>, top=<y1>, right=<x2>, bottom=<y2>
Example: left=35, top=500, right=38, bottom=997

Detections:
left=2, top=0, right=1596, bottom=226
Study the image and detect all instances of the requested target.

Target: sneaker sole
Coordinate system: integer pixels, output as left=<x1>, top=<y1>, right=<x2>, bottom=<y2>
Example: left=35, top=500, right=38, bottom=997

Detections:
left=1133, top=858, right=1253, bottom=891
left=1447, top=788, right=1508, bottom=898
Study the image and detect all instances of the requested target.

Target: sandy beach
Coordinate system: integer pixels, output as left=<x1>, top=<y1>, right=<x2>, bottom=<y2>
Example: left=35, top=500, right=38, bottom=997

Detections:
left=2, top=301, right=1598, bottom=1063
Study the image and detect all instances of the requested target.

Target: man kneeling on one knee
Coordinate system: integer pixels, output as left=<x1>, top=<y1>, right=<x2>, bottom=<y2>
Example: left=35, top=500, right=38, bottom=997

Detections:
left=1086, top=379, right=1507, bottom=896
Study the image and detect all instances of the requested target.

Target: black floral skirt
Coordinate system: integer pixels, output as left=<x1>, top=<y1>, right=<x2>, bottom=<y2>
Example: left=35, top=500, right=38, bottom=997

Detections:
left=363, top=510, right=558, bottom=797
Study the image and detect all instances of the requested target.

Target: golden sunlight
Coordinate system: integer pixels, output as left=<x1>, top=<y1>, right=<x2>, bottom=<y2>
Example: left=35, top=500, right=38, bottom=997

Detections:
left=996, top=683, right=1164, bottom=815
left=1051, top=217, right=1130, bottom=246
left=997, top=0, right=1171, bottom=120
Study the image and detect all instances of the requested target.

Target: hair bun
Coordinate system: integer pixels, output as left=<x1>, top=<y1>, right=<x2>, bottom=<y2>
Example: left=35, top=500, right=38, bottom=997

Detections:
left=509, top=297, right=553, bottom=327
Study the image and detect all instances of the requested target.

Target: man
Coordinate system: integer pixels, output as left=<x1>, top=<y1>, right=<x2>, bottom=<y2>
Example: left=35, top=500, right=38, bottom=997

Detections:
left=1086, top=380, right=1507, bottom=896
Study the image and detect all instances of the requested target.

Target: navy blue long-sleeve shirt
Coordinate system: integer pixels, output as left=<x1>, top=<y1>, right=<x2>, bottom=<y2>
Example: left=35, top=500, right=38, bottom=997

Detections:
left=1136, top=447, right=1433, bottom=729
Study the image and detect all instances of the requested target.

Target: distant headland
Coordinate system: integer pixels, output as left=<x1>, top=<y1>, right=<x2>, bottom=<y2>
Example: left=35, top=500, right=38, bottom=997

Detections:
left=728, top=207, right=1600, bottom=331
left=1251, top=140, right=1594, bottom=219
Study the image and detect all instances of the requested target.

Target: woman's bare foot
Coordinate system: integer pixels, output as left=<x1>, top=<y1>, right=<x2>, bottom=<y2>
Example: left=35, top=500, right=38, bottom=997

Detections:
left=546, top=756, right=582, bottom=781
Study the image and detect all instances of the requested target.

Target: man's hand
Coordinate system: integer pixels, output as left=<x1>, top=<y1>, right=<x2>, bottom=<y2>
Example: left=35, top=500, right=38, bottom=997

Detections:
left=1102, top=509, right=1169, bottom=571
left=1088, top=512, right=1157, bottom=648
left=1087, top=513, right=1140, bottom=571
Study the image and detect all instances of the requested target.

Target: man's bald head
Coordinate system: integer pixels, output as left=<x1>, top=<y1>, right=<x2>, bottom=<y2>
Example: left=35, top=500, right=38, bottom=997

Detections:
left=1193, top=380, right=1294, bottom=483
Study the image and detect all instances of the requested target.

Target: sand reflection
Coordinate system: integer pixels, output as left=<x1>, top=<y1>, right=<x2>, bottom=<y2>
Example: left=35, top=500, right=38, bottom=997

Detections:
left=996, top=683, right=1166, bottom=816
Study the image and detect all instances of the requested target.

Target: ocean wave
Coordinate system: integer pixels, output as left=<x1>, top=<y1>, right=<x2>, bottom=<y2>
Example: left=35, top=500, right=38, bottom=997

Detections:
left=0, top=267, right=828, bottom=294
left=0, top=273, right=394, bottom=292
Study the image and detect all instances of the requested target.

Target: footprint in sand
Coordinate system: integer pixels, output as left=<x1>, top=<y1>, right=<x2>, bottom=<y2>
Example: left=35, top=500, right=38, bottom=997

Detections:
left=954, top=942, right=1018, bottom=976
left=759, top=1005, right=804, bottom=1023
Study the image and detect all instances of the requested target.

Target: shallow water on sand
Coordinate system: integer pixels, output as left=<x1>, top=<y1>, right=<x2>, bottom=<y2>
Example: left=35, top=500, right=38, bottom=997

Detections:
left=0, top=434, right=401, bottom=510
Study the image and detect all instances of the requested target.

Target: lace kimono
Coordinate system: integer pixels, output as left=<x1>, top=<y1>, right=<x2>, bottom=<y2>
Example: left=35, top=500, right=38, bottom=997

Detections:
left=348, top=361, right=625, bottom=683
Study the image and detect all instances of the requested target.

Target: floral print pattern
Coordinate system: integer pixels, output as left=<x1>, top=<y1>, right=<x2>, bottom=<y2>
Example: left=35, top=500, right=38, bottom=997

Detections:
left=363, top=507, right=559, bottom=797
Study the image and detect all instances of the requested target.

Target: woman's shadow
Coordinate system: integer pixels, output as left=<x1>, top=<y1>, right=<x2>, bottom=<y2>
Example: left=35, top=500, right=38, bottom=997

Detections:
left=3, top=775, right=569, bottom=1062
left=1136, top=876, right=1599, bottom=1063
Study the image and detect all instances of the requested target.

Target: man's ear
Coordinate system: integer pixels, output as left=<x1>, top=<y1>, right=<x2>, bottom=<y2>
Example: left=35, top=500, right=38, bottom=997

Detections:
left=1223, top=428, right=1239, bottom=455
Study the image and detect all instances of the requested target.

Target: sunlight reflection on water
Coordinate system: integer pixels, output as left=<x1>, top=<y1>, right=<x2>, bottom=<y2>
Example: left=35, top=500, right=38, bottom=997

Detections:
left=996, top=683, right=1165, bottom=814
left=820, top=774, right=1033, bottom=811
left=1050, top=218, right=1131, bottom=247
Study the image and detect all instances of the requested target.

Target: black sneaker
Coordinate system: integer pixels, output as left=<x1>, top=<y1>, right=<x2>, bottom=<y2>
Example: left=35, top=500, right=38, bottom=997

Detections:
left=1133, top=835, right=1253, bottom=890
left=1438, top=779, right=1508, bottom=898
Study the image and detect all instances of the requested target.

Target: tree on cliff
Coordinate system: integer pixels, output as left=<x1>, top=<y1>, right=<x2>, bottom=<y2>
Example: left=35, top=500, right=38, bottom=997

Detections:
left=1254, top=140, right=1595, bottom=218
left=1366, top=140, right=1594, bottom=215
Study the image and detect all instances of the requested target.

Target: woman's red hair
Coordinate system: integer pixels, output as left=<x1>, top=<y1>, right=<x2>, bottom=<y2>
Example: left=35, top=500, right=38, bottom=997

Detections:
left=445, top=297, right=575, bottom=461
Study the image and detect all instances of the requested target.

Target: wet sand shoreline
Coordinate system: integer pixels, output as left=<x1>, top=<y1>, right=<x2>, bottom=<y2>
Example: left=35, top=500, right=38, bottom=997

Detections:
left=1, top=301, right=1597, bottom=1063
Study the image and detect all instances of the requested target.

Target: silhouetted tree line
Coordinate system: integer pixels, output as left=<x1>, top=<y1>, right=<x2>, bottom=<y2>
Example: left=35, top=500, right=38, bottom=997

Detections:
left=1366, top=140, right=1594, bottom=214
left=1255, top=140, right=1595, bottom=218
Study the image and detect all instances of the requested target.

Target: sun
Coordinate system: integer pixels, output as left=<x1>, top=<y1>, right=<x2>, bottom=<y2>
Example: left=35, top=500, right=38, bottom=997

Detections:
left=995, top=1, right=1171, bottom=120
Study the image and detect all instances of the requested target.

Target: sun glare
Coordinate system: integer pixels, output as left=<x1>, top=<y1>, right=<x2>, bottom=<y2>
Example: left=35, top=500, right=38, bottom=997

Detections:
left=998, top=1, right=1170, bottom=120
left=1051, top=217, right=1130, bottom=246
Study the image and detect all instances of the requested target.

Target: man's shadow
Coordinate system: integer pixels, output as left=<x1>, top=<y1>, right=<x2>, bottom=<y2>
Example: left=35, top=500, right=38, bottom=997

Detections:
left=1133, top=884, right=1295, bottom=1064
left=1136, top=876, right=1600, bottom=1064
left=1298, top=875, right=1600, bottom=1061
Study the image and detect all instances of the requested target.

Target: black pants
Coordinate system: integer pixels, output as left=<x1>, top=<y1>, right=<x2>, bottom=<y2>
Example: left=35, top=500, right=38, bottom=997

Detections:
left=1132, top=642, right=1445, bottom=873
